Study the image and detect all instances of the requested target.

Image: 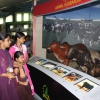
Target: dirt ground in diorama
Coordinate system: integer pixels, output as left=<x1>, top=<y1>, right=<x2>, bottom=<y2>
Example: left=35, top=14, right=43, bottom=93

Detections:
left=46, top=52, right=100, bottom=80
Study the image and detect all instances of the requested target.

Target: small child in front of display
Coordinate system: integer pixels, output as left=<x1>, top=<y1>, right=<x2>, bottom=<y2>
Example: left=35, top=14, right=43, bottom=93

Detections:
left=13, top=51, right=33, bottom=100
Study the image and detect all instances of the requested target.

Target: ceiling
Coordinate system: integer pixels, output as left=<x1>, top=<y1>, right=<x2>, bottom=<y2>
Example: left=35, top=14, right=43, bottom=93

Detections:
left=0, top=0, right=32, bottom=9
left=0, top=0, right=51, bottom=17
left=2, top=0, right=99, bottom=17
left=0, top=0, right=50, bottom=10
left=0, top=0, right=33, bottom=17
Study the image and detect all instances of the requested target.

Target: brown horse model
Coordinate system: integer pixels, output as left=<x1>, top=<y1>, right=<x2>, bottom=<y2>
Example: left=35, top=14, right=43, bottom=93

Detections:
left=47, top=41, right=87, bottom=66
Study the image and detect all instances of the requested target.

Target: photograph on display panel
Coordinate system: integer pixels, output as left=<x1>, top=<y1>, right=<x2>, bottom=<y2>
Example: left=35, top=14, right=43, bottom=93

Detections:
left=42, top=62, right=56, bottom=69
left=63, top=72, right=83, bottom=83
left=34, top=59, right=47, bottom=65
left=74, top=78, right=99, bottom=92
left=51, top=66, right=70, bottom=76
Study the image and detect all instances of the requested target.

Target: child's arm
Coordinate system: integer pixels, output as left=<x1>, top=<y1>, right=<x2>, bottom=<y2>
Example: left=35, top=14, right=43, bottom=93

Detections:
left=13, top=61, right=28, bottom=86
left=18, top=66, right=29, bottom=86
left=13, top=61, right=26, bottom=78
left=19, top=67, right=26, bottom=78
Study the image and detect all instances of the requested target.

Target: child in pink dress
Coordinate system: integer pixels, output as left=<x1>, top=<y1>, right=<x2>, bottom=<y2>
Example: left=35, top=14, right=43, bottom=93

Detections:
left=9, top=32, right=35, bottom=95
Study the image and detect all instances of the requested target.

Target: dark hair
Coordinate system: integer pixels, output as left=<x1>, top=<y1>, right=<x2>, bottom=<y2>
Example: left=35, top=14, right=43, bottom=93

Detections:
left=14, top=51, right=23, bottom=61
left=0, top=32, right=10, bottom=41
left=15, top=32, right=25, bottom=42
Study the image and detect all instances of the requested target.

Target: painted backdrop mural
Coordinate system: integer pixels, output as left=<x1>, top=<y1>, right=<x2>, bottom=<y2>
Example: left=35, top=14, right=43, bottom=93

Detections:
left=42, top=3, right=100, bottom=50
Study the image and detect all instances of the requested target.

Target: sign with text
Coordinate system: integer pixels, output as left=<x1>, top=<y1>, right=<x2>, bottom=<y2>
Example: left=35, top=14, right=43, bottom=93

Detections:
left=34, top=0, right=97, bottom=16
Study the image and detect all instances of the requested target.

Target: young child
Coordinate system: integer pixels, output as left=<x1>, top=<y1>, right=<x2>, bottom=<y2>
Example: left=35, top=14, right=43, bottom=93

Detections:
left=13, top=51, right=33, bottom=100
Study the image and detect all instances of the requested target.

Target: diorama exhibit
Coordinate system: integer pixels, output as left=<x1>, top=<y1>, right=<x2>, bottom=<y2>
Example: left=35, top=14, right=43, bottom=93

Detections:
left=31, top=0, right=100, bottom=100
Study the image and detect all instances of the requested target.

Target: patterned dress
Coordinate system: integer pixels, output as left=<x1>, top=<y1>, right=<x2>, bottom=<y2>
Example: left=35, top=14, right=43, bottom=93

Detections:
left=0, top=49, right=19, bottom=100
left=14, top=67, right=33, bottom=100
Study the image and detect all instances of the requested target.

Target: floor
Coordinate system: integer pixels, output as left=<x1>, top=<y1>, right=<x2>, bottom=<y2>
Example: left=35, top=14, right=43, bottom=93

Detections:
left=33, top=93, right=42, bottom=100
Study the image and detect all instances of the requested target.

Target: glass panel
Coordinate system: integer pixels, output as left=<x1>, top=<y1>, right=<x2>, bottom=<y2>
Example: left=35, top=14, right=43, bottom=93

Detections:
left=16, top=13, right=22, bottom=21
left=0, top=18, right=3, bottom=24
left=10, top=25, right=14, bottom=29
left=23, top=13, right=29, bottom=21
left=24, top=25, right=29, bottom=29
left=6, top=15, right=13, bottom=22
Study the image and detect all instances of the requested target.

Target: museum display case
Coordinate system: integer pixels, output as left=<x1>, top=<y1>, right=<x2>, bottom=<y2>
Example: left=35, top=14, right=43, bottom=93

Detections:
left=28, top=55, right=100, bottom=100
